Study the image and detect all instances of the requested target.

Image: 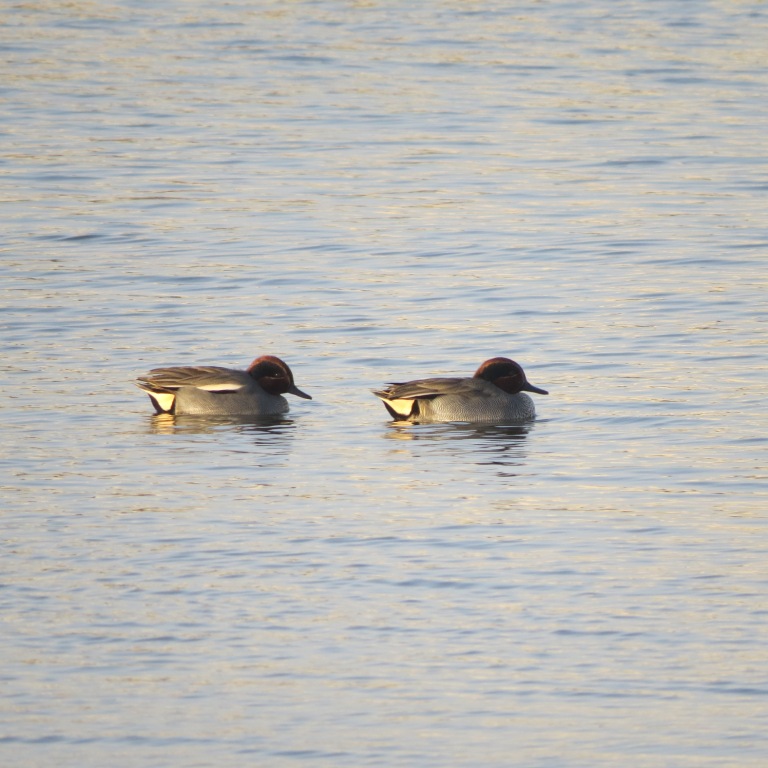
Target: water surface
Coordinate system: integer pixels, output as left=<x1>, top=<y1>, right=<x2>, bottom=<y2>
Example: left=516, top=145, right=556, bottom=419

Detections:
left=2, top=1, right=767, bottom=766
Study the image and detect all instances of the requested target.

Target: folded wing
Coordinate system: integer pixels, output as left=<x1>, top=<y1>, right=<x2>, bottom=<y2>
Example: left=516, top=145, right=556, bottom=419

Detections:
left=137, top=365, right=250, bottom=393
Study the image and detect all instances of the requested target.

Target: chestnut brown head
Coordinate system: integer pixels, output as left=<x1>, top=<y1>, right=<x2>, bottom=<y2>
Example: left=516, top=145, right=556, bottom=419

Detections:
left=247, top=355, right=312, bottom=399
left=473, top=357, right=548, bottom=396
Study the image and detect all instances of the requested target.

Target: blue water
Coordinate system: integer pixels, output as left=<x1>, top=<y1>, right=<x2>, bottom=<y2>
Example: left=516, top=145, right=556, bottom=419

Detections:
left=2, top=1, right=767, bottom=766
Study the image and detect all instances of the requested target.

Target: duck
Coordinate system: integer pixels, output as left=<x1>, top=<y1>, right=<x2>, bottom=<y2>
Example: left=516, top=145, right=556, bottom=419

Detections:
left=373, top=357, right=547, bottom=423
left=136, top=355, right=311, bottom=416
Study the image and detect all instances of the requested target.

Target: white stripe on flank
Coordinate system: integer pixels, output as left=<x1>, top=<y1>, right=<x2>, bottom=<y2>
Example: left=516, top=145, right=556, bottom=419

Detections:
left=195, top=383, right=244, bottom=392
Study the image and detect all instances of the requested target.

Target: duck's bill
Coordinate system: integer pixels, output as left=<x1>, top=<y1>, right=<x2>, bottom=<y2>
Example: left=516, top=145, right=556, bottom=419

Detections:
left=289, top=385, right=312, bottom=400
left=523, top=382, right=549, bottom=395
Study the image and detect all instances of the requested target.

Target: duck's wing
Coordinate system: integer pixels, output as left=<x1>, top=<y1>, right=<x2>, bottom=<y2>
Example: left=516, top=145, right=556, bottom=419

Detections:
left=136, top=366, right=251, bottom=393
left=373, top=376, right=486, bottom=402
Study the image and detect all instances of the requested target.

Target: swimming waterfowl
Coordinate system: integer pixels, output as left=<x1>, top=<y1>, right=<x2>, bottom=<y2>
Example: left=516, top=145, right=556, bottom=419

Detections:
left=136, top=355, right=311, bottom=416
left=373, top=357, right=547, bottom=423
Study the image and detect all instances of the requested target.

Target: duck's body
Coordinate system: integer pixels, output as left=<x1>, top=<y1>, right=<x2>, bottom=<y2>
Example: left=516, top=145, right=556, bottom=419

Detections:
left=373, top=357, right=547, bottom=423
left=136, top=355, right=311, bottom=416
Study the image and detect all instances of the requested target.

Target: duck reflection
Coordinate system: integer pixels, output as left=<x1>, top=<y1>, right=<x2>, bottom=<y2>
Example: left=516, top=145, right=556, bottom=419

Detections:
left=383, top=420, right=533, bottom=470
left=145, top=413, right=296, bottom=448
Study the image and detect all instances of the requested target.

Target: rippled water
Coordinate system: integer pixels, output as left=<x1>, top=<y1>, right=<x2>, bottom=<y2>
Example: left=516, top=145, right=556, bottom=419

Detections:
left=2, top=1, right=767, bottom=766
